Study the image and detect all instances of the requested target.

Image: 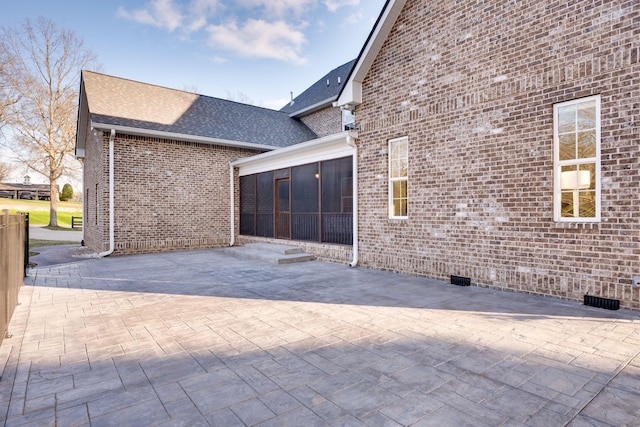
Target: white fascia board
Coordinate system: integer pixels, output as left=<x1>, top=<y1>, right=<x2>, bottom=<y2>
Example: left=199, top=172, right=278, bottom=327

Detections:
left=232, top=131, right=355, bottom=176
left=287, top=96, right=336, bottom=118
left=336, top=0, right=408, bottom=108
left=91, top=122, right=278, bottom=152
left=75, top=80, right=89, bottom=159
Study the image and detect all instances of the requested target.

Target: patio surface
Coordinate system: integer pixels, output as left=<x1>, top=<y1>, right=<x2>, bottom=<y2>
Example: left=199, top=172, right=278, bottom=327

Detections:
left=0, top=248, right=639, bottom=426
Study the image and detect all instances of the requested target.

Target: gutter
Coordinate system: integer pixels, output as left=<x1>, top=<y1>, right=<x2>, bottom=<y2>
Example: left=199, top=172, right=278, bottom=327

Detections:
left=346, top=132, right=359, bottom=267
left=229, top=162, right=235, bottom=246
left=98, top=129, right=115, bottom=257
left=91, top=122, right=279, bottom=152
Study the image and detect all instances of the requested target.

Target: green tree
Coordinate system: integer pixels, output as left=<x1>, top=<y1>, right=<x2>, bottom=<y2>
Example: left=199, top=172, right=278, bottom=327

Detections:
left=0, top=17, right=97, bottom=226
left=60, top=183, right=73, bottom=201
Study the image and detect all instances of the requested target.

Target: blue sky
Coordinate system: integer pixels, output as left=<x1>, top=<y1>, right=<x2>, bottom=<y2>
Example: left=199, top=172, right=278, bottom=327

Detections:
left=1, top=0, right=386, bottom=110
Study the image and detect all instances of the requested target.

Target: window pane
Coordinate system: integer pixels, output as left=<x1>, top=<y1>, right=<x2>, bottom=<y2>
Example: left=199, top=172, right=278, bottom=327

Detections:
left=557, top=104, right=576, bottom=133
left=558, top=134, right=575, bottom=161
left=577, top=130, right=596, bottom=159
left=561, top=191, right=575, bottom=217
left=391, top=159, right=407, bottom=178
left=392, top=180, right=407, bottom=217
left=577, top=100, right=596, bottom=130
left=580, top=163, right=596, bottom=190
left=391, top=139, right=407, bottom=159
left=579, top=191, right=596, bottom=217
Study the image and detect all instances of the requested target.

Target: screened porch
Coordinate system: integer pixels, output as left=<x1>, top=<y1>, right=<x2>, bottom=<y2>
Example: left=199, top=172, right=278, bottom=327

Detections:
left=239, top=156, right=353, bottom=245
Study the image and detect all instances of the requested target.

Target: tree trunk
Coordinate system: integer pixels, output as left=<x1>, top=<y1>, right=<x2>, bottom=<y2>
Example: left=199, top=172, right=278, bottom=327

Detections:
left=48, top=177, right=58, bottom=227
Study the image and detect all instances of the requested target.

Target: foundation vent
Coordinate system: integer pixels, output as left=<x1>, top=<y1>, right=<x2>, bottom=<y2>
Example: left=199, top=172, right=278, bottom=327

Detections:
left=450, top=275, right=471, bottom=287
left=584, top=295, right=620, bottom=310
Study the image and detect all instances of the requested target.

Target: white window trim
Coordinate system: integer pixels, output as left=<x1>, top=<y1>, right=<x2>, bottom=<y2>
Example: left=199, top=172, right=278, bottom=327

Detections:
left=389, top=136, right=408, bottom=219
left=553, top=95, right=601, bottom=222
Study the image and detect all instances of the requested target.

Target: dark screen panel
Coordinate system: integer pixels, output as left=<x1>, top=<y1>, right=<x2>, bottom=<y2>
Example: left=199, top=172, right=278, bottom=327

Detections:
left=239, top=175, right=255, bottom=235
left=256, top=171, right=274, bottom=237
left=321, top=157, right=353, bottom=244
left=292, top=163, right=319, bottom=241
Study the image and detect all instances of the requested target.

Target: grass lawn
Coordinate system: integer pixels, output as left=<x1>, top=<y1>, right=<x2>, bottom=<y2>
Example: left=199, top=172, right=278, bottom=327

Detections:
left=0, top=198, right=81, bottom=227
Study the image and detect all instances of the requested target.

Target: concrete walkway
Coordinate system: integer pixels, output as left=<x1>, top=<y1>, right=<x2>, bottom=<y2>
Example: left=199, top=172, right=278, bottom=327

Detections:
left=29, top=225, right=82, bottom=242
left=1, top=249, right=638, bottom=426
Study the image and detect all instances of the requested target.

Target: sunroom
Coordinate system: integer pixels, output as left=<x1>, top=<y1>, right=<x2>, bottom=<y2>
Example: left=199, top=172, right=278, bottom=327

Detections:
left=231, top=131, right=357, bottom=248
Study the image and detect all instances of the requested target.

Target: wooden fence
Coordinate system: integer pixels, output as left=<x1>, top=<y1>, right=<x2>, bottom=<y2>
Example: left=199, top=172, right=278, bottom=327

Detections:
left=0, top=210, right=26, bottom=344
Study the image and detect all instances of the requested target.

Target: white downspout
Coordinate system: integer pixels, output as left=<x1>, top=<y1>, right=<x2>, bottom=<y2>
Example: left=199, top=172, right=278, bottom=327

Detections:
left=346, top=131, right=358, bottom=267
left=229, top=163, right=235, bottom=246
left=98, top=129, right=115, bottom=257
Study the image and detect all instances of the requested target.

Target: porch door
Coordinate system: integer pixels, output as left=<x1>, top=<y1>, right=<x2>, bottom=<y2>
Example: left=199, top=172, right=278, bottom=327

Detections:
left=275, top=178, right=291, bottom=239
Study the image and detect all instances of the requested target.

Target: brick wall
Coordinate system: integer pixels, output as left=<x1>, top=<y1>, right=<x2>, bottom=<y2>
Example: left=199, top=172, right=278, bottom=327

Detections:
left=82, top=128, right=108, bottom=253
left=83, top=131, right=260, bottom=255
left=355, top=0, right=640, bottom=309
left=300, top=106, right=342, bottom=137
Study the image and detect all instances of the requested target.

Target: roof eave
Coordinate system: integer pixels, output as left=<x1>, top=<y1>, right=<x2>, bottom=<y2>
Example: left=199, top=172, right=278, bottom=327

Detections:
left=336, top=0, right=408, bottom=108
left=287, top=96, right=337, bottom=118
left=91, top=122, right=280, bottom=152
left=75, top=73, right=89, bottom=159
left=231, top=130, right=356, bottom=172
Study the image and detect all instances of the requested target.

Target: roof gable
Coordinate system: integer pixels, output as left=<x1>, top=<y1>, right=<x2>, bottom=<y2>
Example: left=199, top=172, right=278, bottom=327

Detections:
left=337, top=0, right=408, bottom=107
left=77, top=71, right=317, bottom=154
left=279, top=59, right=356, bottom=117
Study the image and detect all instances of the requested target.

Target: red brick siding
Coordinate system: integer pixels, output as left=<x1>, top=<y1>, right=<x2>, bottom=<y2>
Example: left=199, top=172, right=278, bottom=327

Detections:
left=355, top=0, right=640, bottom=309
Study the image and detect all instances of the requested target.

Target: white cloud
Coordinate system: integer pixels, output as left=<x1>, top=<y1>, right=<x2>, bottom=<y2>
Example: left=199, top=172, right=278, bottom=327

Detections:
left=206, top=19, right=307, bottom=64
left=117, top=0, right=183, bottom=32
left=323, top=0, right=359, bottom=13
left=235, top=0, right=317, bottom=17
left=186, top=0, right=221, bottom=31
left=210, top=55, right=228, bottom=64
left=118, top=0, right=222, bottom=32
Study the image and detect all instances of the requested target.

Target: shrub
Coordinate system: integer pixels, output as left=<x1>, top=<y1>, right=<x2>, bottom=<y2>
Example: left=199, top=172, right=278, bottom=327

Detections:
left=60, top=183, right=73, bottom=201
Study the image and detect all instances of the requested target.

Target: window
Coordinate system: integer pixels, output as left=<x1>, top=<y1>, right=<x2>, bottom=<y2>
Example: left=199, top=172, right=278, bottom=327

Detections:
left=389, top=136, right=408, bottom=218
left=553, top=96, right=600, bottom=222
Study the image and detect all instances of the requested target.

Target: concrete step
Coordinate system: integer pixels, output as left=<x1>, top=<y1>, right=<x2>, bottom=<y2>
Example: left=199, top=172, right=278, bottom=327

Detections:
left=224, top=243, right=315, bottom=265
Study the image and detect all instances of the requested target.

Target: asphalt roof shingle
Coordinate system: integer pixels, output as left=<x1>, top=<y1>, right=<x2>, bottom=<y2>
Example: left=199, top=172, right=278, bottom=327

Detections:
left=279, top=59, right=356, bottom=116
left=82, top=71, right=317, bottom=148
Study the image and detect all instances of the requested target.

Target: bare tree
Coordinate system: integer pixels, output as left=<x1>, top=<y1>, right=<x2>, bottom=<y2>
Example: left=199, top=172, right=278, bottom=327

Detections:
left=0, top=17, right=97, bottom=226
left=0, top=40, right=20, bottom=127
left=0, top=162, right=13, bottom=182
left=225, top=90, right=254, bottom=105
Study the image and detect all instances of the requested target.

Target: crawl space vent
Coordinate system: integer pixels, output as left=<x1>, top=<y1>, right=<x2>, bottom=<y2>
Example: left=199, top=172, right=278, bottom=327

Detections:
left=450, top=275, right=471, bottom=287
left=584, top=295, right=620, bottom=310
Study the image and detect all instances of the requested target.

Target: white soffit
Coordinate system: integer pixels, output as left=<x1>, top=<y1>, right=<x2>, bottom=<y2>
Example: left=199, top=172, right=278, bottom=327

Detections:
left=337, top=0, right=408, bottom=107
left=233, top=132, right=354, bottom=176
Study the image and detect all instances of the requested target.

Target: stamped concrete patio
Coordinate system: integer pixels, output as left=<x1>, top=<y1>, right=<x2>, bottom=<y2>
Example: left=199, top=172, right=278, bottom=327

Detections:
left=1, top=248, right=638, bottom=426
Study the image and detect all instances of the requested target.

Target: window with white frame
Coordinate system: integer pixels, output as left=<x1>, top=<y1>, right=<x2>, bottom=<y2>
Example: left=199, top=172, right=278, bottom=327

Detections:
left=389, top=136, right=408, bottom=218
left=553, top=95, right=600, bottom=222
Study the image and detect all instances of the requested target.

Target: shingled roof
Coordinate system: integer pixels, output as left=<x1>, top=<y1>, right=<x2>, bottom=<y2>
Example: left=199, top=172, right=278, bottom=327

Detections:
left=279, top=59, right=356, bottom=117
left=78, top=71, right=317, bottom=150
